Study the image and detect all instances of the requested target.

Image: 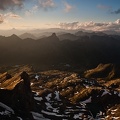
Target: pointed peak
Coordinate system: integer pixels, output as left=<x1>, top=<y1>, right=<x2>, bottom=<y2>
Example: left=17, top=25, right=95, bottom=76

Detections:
left=11, top=34, right=18, bottom=37
left=8, top=34, right=21, bottom=40
left=51, top=33, right=57, bottom=37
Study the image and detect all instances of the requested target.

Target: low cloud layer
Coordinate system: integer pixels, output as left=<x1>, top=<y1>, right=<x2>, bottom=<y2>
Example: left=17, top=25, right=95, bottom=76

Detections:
left=58, top=22, right=79, bottom=29
left=0, top=0, right=25, bottom=11
left=58, top=19, right=120, bottom=31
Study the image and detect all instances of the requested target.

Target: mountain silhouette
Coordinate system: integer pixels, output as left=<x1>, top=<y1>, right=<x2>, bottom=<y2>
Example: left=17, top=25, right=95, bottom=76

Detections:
left=19, top=33, right=37, bottom=39
left=0, top=33, right=120, bottom=69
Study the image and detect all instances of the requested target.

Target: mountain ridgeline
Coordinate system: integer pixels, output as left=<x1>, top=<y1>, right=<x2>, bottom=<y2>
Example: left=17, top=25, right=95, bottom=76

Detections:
left=0, top=32, right=120, bottom=68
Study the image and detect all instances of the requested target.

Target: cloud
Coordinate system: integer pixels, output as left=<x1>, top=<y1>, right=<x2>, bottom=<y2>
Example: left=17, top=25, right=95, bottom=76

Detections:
left=0, top=14, right=4, bottom=24
left=111, top=8, right=120, bottom=14
left=25, top=5, right=38, bottom=16
left=0, top=12, right=22, bottom=24
left=37, top=0, right=56, bottom=11
left=58, top=19, right=120, bottom=31
left=4, top=12, right=22, bottom=19
left=58, top=22, right=79, bottom=29
left=115, top=19, right=120, bottom=24
left=97, top=4, right=111, bottom=10
left=64, top=2, right=73, bottom=13
left=0, top=0, right=25, bottom=11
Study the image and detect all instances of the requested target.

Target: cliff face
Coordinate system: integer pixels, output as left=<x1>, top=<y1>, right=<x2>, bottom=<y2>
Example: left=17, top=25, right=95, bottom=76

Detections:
left=0, top=71, right=34, bottom=119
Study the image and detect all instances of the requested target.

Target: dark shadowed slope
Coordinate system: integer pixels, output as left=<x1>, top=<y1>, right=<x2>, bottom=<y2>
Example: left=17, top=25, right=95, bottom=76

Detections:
left=0, top=33, right=120, bottom=68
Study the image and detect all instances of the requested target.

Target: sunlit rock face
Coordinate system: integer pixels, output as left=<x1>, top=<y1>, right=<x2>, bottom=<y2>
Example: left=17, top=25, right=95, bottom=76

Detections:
left=0, top=71, right=34, bottom=119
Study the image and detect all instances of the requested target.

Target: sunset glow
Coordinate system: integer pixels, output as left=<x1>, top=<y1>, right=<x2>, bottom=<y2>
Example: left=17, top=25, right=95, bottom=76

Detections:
left=0, top=0, right=120, bottom=31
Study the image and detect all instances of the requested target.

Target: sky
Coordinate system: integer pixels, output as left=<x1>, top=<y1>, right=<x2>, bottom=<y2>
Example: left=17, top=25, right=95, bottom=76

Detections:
left=0, top=0, right=120, bottom=31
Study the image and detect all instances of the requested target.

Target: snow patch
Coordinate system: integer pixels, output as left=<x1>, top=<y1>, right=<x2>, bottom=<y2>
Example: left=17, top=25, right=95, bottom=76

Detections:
left=111, top=109, right=118, bottom=112
left=0, top=88, right=4, bottom=89
left=46, top=93, right=52, bottom=101
left=112, top=117, right=120, bottom=120
left=45, top=102, right=53, bottom=110
left=34, top=92, right=39, bottom=96
left=39, top=86, right=42, bottom=88
left=54, top=91, right=61, bottom=101
left=73, top=113, right=83, bottom=119
left=81, top=96, right=92, bottom=104
left=31, top=83, right=34, bottom=86
left=34, top=97, right=43, bottom=101
left=114, top=91, right=117, bottom=94
left=0, top=102, right=14, bottom=114
left=45, top=102, right=59, bottom=113
left=17, top=117, right=23, bottom=120
left=41, top=110, right=67, bottom=117
left=101, top=89, right=111, bottom=97
left=35, top=74, right=39, bottom=80
left=31, top=112, right=50, bottom=120
left=0, top=110, right=11, bottom=116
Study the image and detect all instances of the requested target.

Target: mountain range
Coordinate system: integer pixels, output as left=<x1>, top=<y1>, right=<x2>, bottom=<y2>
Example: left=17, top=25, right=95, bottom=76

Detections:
left=0, top=28, right=120, bottom=37
left=0, top=31, right=120, bottom=69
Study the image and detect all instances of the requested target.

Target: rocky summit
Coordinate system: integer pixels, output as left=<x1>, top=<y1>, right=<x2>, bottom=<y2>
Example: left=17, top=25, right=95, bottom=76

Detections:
left=0, top=65, right=120, bottom=120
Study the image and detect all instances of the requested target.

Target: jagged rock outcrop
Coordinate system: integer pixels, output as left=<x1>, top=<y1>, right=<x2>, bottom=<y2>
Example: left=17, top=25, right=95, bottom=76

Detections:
left=0, top=71, right=34, bottom=119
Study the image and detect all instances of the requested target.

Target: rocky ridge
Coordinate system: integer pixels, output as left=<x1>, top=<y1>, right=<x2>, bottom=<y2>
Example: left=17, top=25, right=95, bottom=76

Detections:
left=0, top=65, right=120, bottom=120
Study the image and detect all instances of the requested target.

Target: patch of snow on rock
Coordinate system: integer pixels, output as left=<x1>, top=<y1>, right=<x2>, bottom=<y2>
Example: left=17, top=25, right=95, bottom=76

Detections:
left=17, top=117, right=23, bottom=120
left=31, top=83, right=34, bottom=86
left=39, top=86, right=42, bottom=88
left=81, top=96, right=92, bottom=104
left=41, top=110, right=67, bottom=117
left=111, top=109, right=118, bottom=112
left=0, top=88, right=4, bottom=89
left=34, top=97, right=43, bottom=101
left=46, top=93, right=52, bottom=101
left=73, top=113, right=83, bottom=119
left=114, top=91, right=117, bottom=94
left=101, top=89, right=111, bottom=97
left=35, top=74, right=39, bottom=80
left=118, top=92, right=120, bottom=97
left=0, top=110, right=11, bottom=116
left=0, top=102, right=14, bottom=114
left=31, top=112, right=50, bottom=120
left=112, top=117, right=120, bottom=120
left=54, top=91, right=61, bottom=101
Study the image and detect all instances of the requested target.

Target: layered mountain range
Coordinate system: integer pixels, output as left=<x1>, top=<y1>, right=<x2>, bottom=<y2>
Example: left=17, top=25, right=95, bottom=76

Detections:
left=0, top=31, right=120, bottom=69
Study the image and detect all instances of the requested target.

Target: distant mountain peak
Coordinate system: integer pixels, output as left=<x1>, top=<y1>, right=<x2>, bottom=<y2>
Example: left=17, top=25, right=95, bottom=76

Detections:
left=49, top=33, right=59, bottom=40
left=40, top=33, right=59, bottom=43
left=10, top=34, right=19, bottom=38
left=8, top=34, right=21, bottom=40
left=19, top=32, right=36, bottom=39
left=51, top=33, right=57, bottom=37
